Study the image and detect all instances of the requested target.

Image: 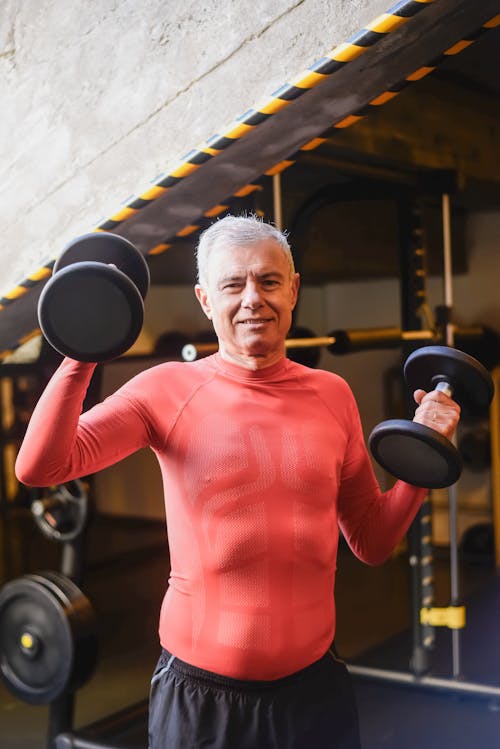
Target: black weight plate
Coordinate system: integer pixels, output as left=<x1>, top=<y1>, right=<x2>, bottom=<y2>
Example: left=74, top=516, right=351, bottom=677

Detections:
left=0, top=572, right=97, bottom=705
left=369, top=419, right=463, bottom=489
left=0, top=576, right=73, bottom=704
left=286, top=326, right=321, bottom=368
left=38, top=571, right=98, bottom=692
left=404, top=346, right=494, bottom=416
left=53, top=232, right=150, bottom=299
left=38, top=262, right=144, bottom=362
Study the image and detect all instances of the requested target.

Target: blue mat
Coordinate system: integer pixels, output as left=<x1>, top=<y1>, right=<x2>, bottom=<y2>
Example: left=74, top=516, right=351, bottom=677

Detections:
left=350, top=573, right=500, bottom=748
left=354, top=679, right=500, bottom=749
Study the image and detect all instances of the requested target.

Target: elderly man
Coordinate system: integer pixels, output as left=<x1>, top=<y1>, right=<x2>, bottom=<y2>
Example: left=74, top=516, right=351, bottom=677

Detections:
left=16, top=215, right=460, bottom=749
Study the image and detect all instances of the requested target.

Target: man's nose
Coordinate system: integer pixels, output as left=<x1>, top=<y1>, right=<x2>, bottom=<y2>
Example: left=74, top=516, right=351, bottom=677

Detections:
left=241, top=281, right=263, bottom=308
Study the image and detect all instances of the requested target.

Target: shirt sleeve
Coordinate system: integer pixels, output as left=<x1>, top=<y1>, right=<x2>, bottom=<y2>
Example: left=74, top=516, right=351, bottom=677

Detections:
left=15, top=357, right=155, bottom=487
left=337, top=388, right=427, bottom=565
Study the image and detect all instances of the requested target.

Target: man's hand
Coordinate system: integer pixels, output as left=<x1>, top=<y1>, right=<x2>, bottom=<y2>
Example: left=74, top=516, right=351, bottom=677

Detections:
left=412, top=389, right=461, bottom=440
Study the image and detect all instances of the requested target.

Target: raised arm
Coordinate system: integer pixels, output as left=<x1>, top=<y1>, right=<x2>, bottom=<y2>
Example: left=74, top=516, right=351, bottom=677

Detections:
left=337, top=387, right=459, bottom=565
left=337, top=454, right=427, bottom=566
left=15, top=357, right=153, bottom=487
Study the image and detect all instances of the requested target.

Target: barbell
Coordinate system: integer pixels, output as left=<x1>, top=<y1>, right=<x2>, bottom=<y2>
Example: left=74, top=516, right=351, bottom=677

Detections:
left=181, top=324, right=497, bottom=363
left=182, top=327, right=436, bottom=362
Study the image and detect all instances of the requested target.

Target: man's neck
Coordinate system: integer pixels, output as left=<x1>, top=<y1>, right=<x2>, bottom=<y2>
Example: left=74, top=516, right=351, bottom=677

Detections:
left=218, top=345, right=286, bottom=371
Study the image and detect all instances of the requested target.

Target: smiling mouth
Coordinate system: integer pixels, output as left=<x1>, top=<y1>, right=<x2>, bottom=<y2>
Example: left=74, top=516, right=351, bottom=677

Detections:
left=238, top=319, right=272, bottom=325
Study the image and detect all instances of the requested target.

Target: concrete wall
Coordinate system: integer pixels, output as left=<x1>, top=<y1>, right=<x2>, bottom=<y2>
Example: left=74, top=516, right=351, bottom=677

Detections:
left=0, top=0, right=388, bottom=294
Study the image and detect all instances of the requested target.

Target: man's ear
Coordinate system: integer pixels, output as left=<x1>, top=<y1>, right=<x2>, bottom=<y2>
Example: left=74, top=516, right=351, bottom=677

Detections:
left=195, top=284, right=212, bottom=320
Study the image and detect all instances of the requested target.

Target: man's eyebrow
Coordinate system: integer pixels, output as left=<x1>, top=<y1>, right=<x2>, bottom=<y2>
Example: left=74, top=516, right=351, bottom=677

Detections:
left=218, top=270, right=285, bottom=285
left=259, top=271, right=284, bottom=279
left=218, top=274, right=245, bottom=285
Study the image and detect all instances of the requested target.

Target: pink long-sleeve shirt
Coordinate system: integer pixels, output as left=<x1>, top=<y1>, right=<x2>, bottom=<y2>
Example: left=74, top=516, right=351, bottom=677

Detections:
left=16, top=354, right=426, bottom=679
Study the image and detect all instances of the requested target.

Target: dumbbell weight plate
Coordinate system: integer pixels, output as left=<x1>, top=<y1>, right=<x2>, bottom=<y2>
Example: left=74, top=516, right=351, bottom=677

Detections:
left=53, top=233, right=150, bottom=299
left=38, top=262, right=144, bottom=362
left=38, top=233, right=150, bottom=362
left=369, top=419, right=463, bottom=489
left=404, top=345, right=494, bottom=418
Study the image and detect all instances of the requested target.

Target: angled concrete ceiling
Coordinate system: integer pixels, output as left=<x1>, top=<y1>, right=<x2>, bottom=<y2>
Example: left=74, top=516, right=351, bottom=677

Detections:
left=1, top=0, right=499, bottom=359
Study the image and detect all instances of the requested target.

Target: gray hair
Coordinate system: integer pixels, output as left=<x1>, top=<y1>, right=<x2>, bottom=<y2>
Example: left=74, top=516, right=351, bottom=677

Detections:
left=195, top=214, right=295, bottom=287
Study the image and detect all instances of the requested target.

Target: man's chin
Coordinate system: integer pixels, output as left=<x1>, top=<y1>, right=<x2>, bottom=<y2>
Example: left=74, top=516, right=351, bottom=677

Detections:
left=239, top=337, right=286, bottom=360
left=237, top=334, right=274, bottom=353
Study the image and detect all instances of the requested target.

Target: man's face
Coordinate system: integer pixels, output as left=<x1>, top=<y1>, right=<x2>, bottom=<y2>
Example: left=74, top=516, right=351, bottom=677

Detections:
left=195, top=239, right=300, bottom=369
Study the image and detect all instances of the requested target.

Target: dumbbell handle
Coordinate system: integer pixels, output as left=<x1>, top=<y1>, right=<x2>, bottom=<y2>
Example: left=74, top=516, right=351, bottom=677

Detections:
left=433, top=380, right=453, bottom=399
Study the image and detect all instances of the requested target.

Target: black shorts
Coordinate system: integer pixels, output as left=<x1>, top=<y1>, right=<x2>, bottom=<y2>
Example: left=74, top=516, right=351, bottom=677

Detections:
left=148, top=647, right=361, bottom=749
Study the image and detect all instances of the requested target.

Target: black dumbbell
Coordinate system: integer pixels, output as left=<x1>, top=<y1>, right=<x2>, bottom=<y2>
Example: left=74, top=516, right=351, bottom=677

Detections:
left=38, top=232, right=150, bottom=362
left=369, top=346, right=494, bottom=489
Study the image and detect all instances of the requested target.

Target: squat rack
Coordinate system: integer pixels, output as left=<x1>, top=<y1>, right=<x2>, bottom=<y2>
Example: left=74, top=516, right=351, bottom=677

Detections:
left=348, top=188, right=500, bottom=700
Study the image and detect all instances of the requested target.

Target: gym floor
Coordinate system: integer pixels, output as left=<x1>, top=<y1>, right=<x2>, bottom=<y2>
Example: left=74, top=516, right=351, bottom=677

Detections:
left=1, top=510, right=499, bottom=749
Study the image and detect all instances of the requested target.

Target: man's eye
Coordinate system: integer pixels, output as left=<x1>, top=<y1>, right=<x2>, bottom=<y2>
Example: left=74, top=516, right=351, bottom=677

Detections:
left=263, top=280, right=279, bottom=288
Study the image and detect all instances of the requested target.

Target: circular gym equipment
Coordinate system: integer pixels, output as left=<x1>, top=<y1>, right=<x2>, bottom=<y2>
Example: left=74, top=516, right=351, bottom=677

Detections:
left=0, top=571, right=98, bottom=705
left=31, top=480, right=88, bottom=544
left=38, top=232, right=150, bottom=362
left=369, top=345, right=494, bottom=489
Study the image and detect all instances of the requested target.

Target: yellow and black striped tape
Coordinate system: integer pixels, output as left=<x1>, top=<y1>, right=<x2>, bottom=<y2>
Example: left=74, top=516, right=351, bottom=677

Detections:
left=145, top=182, right=262, bottom=256
left=138, top=12, right=500, bottom=260
left=96, top=0, right=435, bottom=233
left=332, top=12, right=500, bottom=129
left=3, top=6, right=499, bottom=360
left=0, top=328, right=45, bottom=361
left=0, top=262, right=54, bottom=310
left=0, top=0, right=435, bottom=319
left=262, top=13, right=500, bottom=170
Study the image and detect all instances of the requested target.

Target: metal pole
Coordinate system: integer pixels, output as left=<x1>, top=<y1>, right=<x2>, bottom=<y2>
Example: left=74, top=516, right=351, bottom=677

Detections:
left=61, top=539, right=85, bottom=588
left=398, top=196, right=432, bottom=675
left=273, top=173, right=283, bottom=230
left=442, top=192, right=461, bottom=678
left=48, top=692, right=75, bottom=749
left=348, top=664, right=500, bottom=701
left=442, top=194, right=454, bottom=338
left=490, top=369, right=500, bottom=567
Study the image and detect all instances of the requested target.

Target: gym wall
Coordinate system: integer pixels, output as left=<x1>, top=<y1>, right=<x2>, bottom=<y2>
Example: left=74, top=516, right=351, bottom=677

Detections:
left=0, top=0, right=389, bottom=296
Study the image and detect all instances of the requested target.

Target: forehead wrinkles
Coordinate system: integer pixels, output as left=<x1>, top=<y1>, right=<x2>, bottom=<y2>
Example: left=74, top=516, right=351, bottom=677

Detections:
left=207, top=242, right=289, bottom=286
left=218, top=269, right=284, bottom=288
